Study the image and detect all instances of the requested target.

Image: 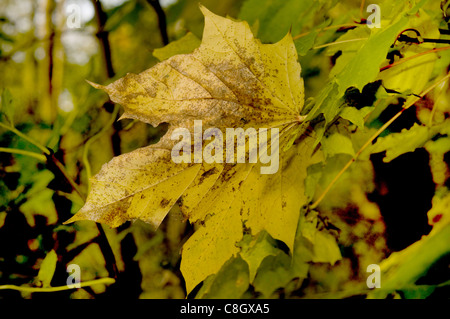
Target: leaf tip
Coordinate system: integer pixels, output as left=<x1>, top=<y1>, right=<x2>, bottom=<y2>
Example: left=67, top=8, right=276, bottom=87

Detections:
left=198, top=3, right=212, bottom=17
left=85, top=79, right=104, bottom=90
left=62, top=213, right=85, bottom=225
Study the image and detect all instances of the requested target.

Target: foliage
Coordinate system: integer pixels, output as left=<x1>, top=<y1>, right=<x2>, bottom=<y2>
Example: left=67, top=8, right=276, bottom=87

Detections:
left=1, top=0, right=450, bottom=300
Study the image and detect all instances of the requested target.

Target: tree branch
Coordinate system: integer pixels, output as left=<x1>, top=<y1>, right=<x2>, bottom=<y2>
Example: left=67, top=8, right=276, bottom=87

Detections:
left=92, top=0, right=115, bottom=78
left=147, top=0, right=169, bottom=45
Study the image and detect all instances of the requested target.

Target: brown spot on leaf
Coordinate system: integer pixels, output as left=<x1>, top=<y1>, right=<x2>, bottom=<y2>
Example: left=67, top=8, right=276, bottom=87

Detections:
left=199, top=167, right=218, bottom=184
left=432, top=214, right=442, bottom=224
left=160, top=198, right=170, bottom=208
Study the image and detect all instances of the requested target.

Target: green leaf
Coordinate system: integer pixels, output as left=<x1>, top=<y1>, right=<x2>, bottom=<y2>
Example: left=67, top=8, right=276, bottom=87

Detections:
left=37, top=250, right=58, bottom=288
left=239, top=0, right=315, bottom=43
left=295, top=30, right=318, bottom=56
left=19, top=170, right=58, bottom=227
left=321, top=132, right=355, bottom=158
left=336, top=17, right=408, bottom=95
left=370, top=216, right=450, bottom=298
left=153, top=32, right=201, bottom=62
left=327, top=27, right=371, bottom=79
left=298, top=210, right=342, bottom=265
left=1, top=88, right=15, bottom=126
left=306, top=80, right=341, bottom=145
left=308, top=2, right=430, bottom=132
left=339, top=106, right=374, bottom=129
left=326, top=27, right=370, bottom=57
left=370, top=123, right=436, bottom=162
left=309, top=229, right=342, bottom=265
left=196, top=255, right=249, bottom=299
left=304, top=162, right=323, bottom=202
left=378, top=9, right=440, bottom=105
left=401, top=285, right=436, bottom=299
left=238, top=231, right=280, bottom=282
left=252, top=252, right=294, bottom=297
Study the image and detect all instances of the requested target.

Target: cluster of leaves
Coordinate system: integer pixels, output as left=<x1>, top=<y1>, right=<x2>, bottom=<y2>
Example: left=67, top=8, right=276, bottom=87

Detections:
left=1, top=0, right=450, bottom=299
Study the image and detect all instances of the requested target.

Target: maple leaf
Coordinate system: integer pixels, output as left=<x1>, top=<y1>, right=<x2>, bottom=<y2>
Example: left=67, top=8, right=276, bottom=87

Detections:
left=64, top=6, right=322, bottom=293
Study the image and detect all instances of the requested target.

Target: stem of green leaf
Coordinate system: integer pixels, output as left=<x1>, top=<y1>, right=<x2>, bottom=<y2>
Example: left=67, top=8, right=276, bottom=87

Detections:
left=312, top=38, right=368, bottom=50
left=0, top=147, right=46, bottom=162
left=0, top=277, right=115, bottom=293
left=292, top=23, right=359, bottom=41
left=0, top=122, right=51, bottom=155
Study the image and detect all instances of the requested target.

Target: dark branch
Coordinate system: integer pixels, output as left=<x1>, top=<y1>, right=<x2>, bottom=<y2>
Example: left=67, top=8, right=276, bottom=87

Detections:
left=92, top=0, right=115, bottom=78
left=147, top=0, right=169, bottom=45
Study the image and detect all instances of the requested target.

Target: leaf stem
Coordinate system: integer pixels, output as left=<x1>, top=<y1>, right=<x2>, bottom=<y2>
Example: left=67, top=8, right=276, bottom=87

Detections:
left=0, top=277, right=115, bottom=293
left=380, top=45, right=450, bottom=72
left=0, top=122, right=51, bottom=155
left=292, top=23, right=359, bottom=41
left=50, top=154, right=86, bottom=202
left=312, top=38, right=368, bottom=50
left=360, top=0, right=366, bottom=21
left=146, top=0, right=169, bottom=45
left=310, top=72, right=450, bottom=209
left=0, top=147, right=46, bottom=162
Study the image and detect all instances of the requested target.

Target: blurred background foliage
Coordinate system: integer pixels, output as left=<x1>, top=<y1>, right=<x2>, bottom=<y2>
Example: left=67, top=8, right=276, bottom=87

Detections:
left=0, top=0, right=449, bottom=299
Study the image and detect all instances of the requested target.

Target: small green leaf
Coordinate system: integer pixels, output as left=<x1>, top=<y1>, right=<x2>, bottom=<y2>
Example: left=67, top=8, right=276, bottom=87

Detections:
left=37, top=250, right=58, bottom=288
left=327, top=27, right=371, bottom=79
left=252, top=251, right=299, bottom=297
left=339, top=106, right=374, bottom=129
left=153, top=32, right=201, bottom=62
left=309, top=229, right=342, bottom=265
left=298, top=210, right=341, bottom=265
left=321, top=132, right=355, bottom=158
left=239, top=0, right=316, bottom=43
left=370, top=123, right=434, bottom=162
left=401, top=285, right=436, bottom=299
left=336, top=16, right=408, bottom=94
left=238, top=231, right=279, bottom=282
left=295, top=29, right=318, bottom=56
left=196, top=255, right=249, bottom=299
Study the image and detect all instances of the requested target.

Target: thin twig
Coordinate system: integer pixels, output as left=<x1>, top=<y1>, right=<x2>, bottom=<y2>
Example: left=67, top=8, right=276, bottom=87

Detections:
left=0, top=122, right=51, bottom=155
left=0, top=277, right=115, bottom=293
left=360, top=0, right=366, bottom=21
left=50, top=154, right=86, bottom=201
left=292, top=23, right=359, bottom=41
left=312, top=38, right=368, bottom=50
left=91, top=0, right=115, bottom=78
left=147, top=0, right=169, bottom=45
left=0, top=147, right=47, bottom=162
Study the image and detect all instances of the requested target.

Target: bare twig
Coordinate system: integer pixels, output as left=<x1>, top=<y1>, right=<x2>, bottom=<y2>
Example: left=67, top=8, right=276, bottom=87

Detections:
left=91, top=0, right=115, bottom=78
left=147, top=0, right=169, bottom=45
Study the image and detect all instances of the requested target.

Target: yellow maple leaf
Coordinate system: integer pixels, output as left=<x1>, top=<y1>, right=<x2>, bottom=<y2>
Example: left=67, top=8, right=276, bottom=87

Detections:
left=65, top=6, right=322, bottom=293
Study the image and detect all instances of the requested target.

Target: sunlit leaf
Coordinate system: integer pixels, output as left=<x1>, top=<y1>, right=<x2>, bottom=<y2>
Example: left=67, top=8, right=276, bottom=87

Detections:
left=37, top=250, right=57, bottom=288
